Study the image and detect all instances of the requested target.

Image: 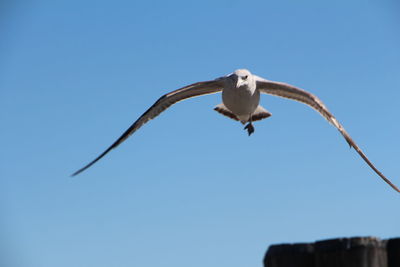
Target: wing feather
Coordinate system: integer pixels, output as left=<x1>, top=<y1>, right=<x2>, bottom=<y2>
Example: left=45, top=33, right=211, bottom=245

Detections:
left=255, top=76, right=399, bottom=193
left=72, top=79, right=223, bottom=176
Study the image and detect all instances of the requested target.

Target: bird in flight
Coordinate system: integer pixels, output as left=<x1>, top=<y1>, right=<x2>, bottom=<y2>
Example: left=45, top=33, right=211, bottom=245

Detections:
left=72, top=69, right=399, bottom=193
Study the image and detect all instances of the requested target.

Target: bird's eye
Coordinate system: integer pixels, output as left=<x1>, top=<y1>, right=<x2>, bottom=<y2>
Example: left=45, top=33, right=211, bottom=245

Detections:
left=243, top=75, right=248, bottom=80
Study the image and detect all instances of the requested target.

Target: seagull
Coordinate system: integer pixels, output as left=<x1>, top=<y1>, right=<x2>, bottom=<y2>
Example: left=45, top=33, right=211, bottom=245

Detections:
left=72, top=69, right=399, bottom=193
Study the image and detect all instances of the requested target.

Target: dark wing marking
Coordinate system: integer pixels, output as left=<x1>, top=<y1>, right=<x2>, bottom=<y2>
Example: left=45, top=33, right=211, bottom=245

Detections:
left=214, top=104, right=240, bottom=121
left=72, top=79, right=224, bottom=176
left=255, top=76, right=399, bottom=193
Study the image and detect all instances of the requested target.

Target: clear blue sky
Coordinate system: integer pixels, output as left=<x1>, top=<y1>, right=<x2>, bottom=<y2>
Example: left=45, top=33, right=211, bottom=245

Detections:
left=1, top=1, right=400, bottom=267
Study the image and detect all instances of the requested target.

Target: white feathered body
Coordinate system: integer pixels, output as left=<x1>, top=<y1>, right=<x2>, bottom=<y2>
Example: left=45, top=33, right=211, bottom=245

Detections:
left=222, top=78, right=260, bottom=123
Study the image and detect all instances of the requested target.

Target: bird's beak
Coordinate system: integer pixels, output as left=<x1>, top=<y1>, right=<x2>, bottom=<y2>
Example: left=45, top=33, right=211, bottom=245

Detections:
left=236, top=77, right=242, bottom=88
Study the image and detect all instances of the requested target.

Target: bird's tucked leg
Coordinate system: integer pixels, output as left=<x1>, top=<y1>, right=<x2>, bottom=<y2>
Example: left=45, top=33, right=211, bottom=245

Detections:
left=243, top=105, right=272, bottom=136
left=244, top=122, right=255, bottom=136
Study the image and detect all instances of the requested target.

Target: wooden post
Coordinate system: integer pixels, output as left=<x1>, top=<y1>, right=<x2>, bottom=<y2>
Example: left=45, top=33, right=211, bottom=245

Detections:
left=314, top=237, right=387, bottom=267
left=387, top=238, right=400, bottom=267
left=263, top=243, right=315, bottom=267
left=264, top=236, right=393, bottom=267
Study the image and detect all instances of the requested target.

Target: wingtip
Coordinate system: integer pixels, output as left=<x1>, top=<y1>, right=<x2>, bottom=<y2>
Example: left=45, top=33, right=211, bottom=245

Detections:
left=70, top=166, right=88, bottom=177
left=392, top=185, right=400, bottom=194
left=378, top=173, right=400, bottom=194
left=70, top=170, right=80, bottom=177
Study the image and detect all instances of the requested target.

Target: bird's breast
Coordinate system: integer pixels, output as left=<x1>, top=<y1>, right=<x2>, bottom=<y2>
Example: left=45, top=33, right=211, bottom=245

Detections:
left=222, top=86, right=260, bottom=117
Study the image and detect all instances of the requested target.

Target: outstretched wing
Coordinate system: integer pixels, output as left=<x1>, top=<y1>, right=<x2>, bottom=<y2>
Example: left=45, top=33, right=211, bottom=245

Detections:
left=255, top=75, right=399, bottom=193
left=72, top=79, right=224, bottom=176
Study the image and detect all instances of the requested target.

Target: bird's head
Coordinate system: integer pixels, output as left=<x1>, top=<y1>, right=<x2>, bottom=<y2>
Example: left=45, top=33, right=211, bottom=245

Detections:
left=230, top=69, right=253, bottom=88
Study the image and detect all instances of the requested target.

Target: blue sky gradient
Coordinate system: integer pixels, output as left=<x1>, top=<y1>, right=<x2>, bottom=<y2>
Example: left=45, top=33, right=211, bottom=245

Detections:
left=1, top=1, right=400, bottom=267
